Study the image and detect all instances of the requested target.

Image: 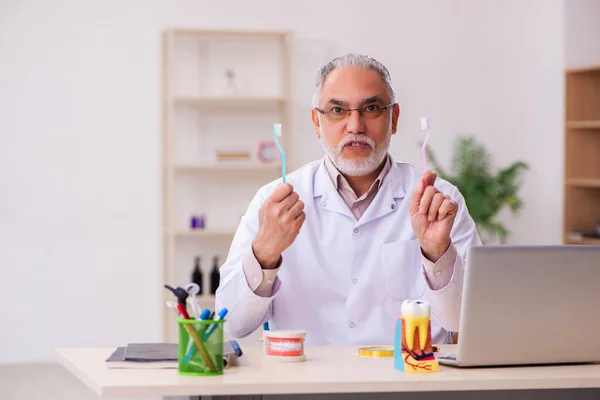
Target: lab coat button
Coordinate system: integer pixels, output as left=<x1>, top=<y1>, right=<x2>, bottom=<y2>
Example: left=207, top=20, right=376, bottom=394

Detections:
left=435, top=270, right=442, bottom=277
left=352, top=279, right=357, bottom=284
left=253, top=276, right=260, bottom=284
left=353, top=228, right=358, bottom=233
left=320, top=201, right=326, bottom=207
left=391, top=204, right=396, bottom=210
left=349, top=322, right=355, bottom=328
left=266, top=279, right=273, bottom=285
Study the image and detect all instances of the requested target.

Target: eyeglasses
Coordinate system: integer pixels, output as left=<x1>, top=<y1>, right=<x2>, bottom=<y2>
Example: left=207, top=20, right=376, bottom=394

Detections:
left=314, top=103, right=395, bottom=121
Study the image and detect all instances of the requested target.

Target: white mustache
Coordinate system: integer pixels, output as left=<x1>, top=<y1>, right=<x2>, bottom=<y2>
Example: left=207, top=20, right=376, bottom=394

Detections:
left=338, top=135, right=375, bottom=151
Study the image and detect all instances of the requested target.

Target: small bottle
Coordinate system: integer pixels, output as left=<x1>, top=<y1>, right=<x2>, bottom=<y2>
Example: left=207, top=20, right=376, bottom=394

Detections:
left=210, top=256, right=220, bottom=294
left=189, top=213, right=206, bottom=230
left=192, top=256, right=203, bottom=295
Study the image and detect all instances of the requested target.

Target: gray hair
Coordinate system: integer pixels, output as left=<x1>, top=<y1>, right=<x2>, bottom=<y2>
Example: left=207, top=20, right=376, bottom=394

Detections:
left=312, top=53, right=396, bottom=107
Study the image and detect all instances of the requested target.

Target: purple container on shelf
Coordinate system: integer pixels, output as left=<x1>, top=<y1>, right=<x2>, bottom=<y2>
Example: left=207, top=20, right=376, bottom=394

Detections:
left=190, top=213, right=206, bottom=229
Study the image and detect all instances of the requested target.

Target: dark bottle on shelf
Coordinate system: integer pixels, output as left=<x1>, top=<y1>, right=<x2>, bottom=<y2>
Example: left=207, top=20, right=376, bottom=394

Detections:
left=192, top=256, right=203, bottom=295
left=210, top=256, right=220, bottom=294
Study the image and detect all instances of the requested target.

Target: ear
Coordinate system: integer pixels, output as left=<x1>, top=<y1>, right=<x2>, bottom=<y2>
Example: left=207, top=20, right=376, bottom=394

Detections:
left=311, top=108, right=321, bottom=138
left=391, top=103, right=400, bottom=135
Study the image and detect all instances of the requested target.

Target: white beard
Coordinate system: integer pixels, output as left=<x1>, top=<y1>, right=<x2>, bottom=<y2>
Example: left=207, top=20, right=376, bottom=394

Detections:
left=319, top=121, right=392, bottom=177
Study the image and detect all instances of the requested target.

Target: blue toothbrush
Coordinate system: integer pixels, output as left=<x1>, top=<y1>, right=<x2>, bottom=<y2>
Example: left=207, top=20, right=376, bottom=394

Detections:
left=273, top=123, right=286, bottom=183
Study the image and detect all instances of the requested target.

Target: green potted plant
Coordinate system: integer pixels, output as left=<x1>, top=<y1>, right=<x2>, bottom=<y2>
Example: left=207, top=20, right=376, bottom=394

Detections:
left=424, top=136, right=529, bottom=244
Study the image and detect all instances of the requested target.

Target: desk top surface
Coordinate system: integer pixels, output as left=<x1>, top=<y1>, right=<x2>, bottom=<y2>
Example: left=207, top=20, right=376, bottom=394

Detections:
left=54, top=345, right=600, bottom=398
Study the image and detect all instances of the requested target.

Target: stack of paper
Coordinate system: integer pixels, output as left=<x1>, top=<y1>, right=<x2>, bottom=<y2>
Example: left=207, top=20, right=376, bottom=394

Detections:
left=105, top=341, right=242, bottom=369
left=105, top=343, right=177, bottom=369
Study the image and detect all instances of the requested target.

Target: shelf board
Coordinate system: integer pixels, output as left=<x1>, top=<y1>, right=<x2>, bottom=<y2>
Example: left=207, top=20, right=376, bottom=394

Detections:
left=172, top=229, right=236, bottom=238
left=173, top=163, right=281, bottom=172
left=566, top=178, right=600, bottom=188
left=173, top=95, right=285, bottom=106
left=566, top=64, right=600, bottom=74
left=566, top=236, right=600, bottom=245
left=170, top=28, right=292, bottom=38
left=567, top=120, right=600, bottom=129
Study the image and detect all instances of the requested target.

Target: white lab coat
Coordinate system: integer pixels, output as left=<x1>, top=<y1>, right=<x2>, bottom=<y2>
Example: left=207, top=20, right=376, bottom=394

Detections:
left=215, top=155, right=482, bottom=345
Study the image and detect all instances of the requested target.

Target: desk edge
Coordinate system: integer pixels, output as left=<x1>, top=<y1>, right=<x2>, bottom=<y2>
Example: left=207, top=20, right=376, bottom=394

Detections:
left=53, top=349, right=104, bottom=397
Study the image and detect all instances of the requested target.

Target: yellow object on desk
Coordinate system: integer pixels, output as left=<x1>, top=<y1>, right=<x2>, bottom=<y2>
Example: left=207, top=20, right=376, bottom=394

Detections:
left=358, top=346, right=394, bottom=357
left=359, top=345, right=440, bottom=358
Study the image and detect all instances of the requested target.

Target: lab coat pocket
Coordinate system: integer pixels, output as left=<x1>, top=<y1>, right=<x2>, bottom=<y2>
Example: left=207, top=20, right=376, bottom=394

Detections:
left=381, top=239, right=427, bottom=301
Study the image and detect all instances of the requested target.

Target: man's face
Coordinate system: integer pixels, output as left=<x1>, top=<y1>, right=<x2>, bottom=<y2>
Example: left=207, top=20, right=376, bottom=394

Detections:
left=311, top=67, right=400, bottom=176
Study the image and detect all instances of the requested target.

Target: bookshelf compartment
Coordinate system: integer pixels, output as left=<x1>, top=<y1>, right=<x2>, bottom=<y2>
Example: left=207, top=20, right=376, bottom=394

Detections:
left=173, top=236, right=229, bottom=297
left=172, top=173, right=271, bottom=233
left=171, top=33, right=284, bottom=99
left=566, top=69, right=600, bottom=121
left=173, top=101, right=283, bottom=166
left=565, top=129, right=600, bottom=181
left=564, top=186, right=600, bottom=237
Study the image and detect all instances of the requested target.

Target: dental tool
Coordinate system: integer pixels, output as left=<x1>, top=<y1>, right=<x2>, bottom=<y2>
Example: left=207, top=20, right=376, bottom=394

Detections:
left=164, top=284, right=190, bottom=319
left=184, top=282, right=201, bottom=318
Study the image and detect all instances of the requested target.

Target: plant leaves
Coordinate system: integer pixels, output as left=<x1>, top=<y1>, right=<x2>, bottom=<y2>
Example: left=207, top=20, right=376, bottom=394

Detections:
left=425, top=136, right=528, bottom=243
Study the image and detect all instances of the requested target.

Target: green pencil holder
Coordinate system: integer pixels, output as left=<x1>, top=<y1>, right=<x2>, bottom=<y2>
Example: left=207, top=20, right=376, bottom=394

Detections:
left=177, top=318, right=225, bottom=376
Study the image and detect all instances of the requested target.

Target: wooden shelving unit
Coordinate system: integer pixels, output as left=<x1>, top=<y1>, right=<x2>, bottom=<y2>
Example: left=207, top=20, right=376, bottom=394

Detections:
left=172, top=229, right=237, bottom=238
left=161, top=28, right=295, bottom=341
left=563, top=64, right=600, bottom=245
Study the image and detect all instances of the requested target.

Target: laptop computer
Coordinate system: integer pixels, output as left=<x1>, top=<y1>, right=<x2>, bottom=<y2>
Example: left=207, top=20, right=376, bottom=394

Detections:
left=437, top=245, right=600, bottom=367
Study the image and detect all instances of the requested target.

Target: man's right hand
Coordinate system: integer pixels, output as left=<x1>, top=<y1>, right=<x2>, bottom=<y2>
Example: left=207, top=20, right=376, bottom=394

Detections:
left=252, top=183, right=306, bottom=269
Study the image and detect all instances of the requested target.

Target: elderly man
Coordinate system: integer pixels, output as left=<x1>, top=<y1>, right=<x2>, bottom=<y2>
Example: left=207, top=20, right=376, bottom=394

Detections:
left=215, top=53, right=481, bottom=346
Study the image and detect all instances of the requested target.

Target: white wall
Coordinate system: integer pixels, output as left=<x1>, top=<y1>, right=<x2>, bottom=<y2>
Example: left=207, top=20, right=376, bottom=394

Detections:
left=0, top=0, right=164, bottom=363
left=0, top=0, right=565, bottom=363
left=565, top=0, right=600, bottom=68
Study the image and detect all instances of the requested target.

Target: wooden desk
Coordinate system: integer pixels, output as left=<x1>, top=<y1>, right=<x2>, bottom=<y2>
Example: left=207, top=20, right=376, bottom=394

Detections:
left=54, top=345, right=600, bottom=399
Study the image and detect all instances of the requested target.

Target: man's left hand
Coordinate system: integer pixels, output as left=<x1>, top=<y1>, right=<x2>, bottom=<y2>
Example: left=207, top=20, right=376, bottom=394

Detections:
left=409, top=171, right=458, bottom=262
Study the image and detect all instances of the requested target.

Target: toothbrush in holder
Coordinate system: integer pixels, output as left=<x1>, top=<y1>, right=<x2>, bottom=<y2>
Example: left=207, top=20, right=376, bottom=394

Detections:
left=420, top=117, right=430, bottom=172
left=273, top=123, right=286, bottom=183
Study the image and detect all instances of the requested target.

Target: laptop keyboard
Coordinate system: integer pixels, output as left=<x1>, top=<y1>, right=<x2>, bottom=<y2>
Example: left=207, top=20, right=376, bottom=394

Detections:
left=438, top=353, right=457, bottom=360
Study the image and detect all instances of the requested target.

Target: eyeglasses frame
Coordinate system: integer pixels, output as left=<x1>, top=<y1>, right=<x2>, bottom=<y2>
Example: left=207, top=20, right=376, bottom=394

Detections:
left=314, top=102, right=396, bottom=120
